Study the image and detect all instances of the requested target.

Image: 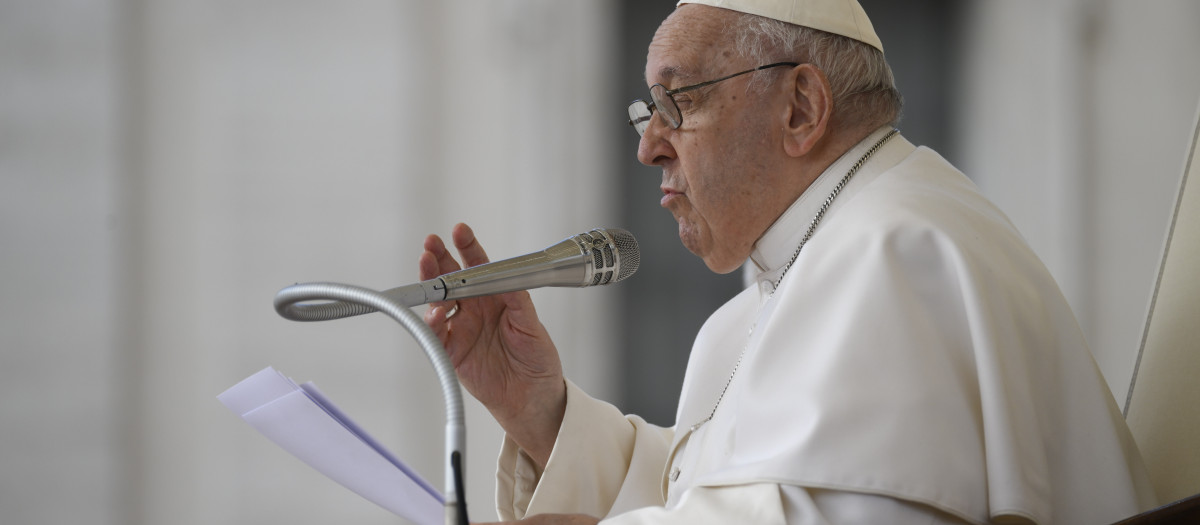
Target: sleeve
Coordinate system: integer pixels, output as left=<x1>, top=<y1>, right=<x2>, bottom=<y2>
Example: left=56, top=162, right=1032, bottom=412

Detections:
left=496, top=380, right=675, bottom=521
left=496, top=382, right=975, bottom=525
left=593, top=483, right=974, bottom=524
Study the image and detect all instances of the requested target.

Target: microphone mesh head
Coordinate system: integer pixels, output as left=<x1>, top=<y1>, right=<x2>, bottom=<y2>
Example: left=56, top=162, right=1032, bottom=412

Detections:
left=608, top=228, right=640, bottom=282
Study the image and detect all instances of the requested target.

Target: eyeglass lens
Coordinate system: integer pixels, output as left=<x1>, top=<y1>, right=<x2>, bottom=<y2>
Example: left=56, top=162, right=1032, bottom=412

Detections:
left=649, top=84, right=681, bottom=130
left=628, top=100, right=653, bottom=136
left=627, top=86, right=681, bottom=138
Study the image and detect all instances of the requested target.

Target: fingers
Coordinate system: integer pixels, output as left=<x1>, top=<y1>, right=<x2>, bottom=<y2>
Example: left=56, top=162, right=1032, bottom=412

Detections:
left=424, top=303, right=468, bottom=367
left=423, top=304, right=451, bottom=341
left=421, top=223, right=490, bottom=278
left=451, top=223, right=491, bottom=268
left=421, top=234, right=463, bottom=279
left=446, top=223, right=539, bottom=312
left=421, top=228, right=474, bottom=315
left=418, top=224, right=489, bottom=336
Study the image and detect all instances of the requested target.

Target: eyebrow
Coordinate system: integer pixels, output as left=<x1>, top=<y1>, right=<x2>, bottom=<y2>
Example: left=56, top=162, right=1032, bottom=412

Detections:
left=652, top=64, right=700, bottom=86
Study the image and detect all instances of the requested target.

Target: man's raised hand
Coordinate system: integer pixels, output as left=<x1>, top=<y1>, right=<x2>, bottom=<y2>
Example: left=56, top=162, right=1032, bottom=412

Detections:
left=419, top=223, right=567, bottom=469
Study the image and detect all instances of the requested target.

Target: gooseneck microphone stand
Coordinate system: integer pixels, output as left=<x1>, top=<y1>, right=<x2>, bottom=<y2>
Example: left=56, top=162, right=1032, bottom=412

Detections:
left=274, top=282, right=469, bottom=525
left=271, top=228, right=640, bottom=525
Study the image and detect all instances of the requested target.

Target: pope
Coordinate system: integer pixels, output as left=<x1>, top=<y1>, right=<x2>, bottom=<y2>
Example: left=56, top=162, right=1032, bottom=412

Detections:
left=419, top=1, right=1157, bottom=523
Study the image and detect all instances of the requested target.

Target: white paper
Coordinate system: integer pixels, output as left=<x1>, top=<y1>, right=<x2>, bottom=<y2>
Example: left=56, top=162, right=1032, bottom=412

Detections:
left=218, top=367, right=443, bottom=525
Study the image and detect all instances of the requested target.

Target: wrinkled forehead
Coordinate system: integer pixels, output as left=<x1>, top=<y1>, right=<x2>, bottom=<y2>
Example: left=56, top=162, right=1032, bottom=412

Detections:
left=644, top=5, right=740, bottom=87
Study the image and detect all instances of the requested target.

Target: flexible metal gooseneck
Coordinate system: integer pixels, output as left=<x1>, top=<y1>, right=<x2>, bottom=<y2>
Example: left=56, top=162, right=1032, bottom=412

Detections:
left=274, top=282, right=468, bottom=525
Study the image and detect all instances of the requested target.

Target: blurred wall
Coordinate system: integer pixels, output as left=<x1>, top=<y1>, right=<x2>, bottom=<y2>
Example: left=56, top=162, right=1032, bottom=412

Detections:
left=957, top=0, right=1200, bottom=404
left=1, top=1, right=124, bottom=522
left=1, top=1, right=616, bottom=524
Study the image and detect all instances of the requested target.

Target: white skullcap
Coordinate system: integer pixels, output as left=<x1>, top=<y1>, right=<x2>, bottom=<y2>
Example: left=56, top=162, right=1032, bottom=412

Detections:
left=676, top=0, right=883, bottom=52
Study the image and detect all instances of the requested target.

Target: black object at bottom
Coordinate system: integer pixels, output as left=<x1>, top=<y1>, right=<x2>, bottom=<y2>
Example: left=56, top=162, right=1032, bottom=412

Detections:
left=452, top=451, right=469, bottom=525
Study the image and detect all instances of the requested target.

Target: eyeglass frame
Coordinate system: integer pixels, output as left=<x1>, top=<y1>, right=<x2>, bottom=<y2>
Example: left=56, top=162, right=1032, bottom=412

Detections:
left=627, top=61, right=800, bottom=136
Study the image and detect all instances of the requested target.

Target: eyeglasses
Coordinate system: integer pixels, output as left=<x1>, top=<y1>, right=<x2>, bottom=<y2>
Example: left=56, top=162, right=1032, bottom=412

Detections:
left=627, top=62, right=799, bottom=136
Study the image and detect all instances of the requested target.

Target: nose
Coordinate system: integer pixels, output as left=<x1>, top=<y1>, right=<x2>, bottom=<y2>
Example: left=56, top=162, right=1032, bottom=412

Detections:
left=636, top=113, right=677, bottom=167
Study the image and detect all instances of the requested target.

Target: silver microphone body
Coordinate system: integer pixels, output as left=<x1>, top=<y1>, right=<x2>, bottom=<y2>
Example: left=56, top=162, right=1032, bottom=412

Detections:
left=375, top=228, right=639, bottom=308
left=278, top=228, right=639, bottom=320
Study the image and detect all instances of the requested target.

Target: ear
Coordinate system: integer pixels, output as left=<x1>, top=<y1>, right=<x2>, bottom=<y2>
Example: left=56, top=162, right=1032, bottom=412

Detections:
left=781, top=64, right=833, bottom=158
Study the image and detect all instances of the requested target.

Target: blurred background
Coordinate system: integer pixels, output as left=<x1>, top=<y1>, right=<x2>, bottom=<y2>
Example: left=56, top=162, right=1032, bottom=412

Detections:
left=2, top=0, right=1197, bottom=523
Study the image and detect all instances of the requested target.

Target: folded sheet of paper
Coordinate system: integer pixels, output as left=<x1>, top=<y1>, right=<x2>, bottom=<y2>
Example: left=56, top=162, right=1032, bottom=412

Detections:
left=219, top=367, right=443, bottom=525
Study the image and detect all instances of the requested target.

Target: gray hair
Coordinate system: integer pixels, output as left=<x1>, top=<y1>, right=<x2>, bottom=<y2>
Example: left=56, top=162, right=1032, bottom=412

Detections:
left=728, top=13, right=903, bottom=128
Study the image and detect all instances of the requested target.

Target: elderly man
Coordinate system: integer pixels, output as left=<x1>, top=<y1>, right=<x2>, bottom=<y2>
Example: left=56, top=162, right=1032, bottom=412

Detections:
left=419, top=1, right=1156, bottom=523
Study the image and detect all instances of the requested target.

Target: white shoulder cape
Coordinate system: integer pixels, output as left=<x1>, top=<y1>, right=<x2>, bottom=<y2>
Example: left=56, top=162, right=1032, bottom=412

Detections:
left=667, top=135, right=1155, bottom=524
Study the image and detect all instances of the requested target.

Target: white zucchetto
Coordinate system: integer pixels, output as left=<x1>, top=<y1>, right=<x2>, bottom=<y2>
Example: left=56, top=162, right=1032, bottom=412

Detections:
left=676, top=0, right=884, bottom=52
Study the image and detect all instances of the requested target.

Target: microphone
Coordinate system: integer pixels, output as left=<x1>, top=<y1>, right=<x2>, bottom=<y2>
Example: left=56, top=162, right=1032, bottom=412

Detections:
left=275, top=228, right=640, bottom=321
left=393, top=227, right=640, bottom=304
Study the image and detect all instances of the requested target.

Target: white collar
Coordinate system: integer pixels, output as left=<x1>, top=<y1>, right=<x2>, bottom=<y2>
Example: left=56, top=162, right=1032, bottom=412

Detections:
left=748, top=126, right=904, bottom=290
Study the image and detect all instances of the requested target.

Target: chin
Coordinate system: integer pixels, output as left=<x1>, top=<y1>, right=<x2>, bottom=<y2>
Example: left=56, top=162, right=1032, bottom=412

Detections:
left=692, top=244, right=741, bottom=274
left=702, top=257, right=743, bottom=275
left=677, top=224, right=739, bottom=274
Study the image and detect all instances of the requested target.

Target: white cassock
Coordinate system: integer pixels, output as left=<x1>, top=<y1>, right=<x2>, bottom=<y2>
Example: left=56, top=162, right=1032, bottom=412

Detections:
left=495, top=127, right=1158, bottom=524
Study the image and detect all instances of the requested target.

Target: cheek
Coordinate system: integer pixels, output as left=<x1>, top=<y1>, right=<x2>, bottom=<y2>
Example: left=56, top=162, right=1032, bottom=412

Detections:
left=693, top=137, right=764, bottom=207
left=678, top=101, right=776, bottom=228
left=683, top=156, right=744, bottom=237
